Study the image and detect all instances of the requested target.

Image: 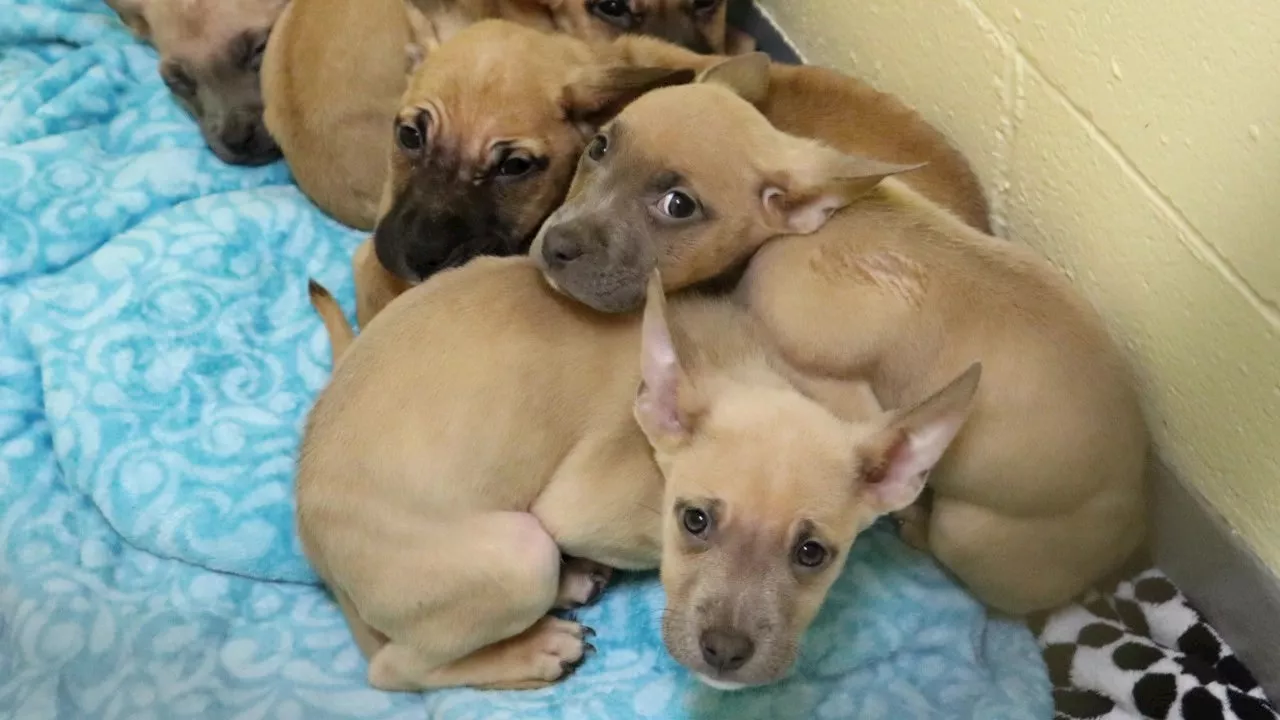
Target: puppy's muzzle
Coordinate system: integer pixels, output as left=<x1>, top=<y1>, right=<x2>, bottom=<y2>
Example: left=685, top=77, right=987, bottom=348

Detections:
left=539, top=224, right=593, bottom=272
left=209, top=107, right=279, bottom=166
left=535, top=219, right=648, bottom=314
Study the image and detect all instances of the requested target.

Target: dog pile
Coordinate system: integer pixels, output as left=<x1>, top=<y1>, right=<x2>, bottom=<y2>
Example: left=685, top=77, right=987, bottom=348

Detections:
left=22, top=0, right=1257, bottom=715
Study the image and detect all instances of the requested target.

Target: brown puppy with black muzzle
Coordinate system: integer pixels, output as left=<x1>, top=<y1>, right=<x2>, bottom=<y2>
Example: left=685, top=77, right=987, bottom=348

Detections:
left=107, top=0, right=288, bottom=165
left=261, top=0, right=735, bottom=232
left=353, top=41, right=992, bottom=327
left=363, top=21, right=696, bottom=311
left=531, top=56, right=1150, bottom=615
left=299, top=262, right=980, bottom=691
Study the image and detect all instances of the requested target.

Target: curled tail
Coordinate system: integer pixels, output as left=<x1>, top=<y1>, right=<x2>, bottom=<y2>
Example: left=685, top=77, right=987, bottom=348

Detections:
left=308, top=279, right=356, bottom=364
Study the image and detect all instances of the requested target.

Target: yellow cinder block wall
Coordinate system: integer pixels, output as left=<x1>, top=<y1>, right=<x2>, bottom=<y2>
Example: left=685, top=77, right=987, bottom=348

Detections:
left=757, top=1, right=1280, bottom=570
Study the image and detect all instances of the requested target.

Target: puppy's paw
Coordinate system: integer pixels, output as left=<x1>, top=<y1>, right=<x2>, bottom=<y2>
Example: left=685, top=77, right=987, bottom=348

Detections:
left=482, top=616, right=595, bottom=690
left=553, top=557, right=612, bottom=609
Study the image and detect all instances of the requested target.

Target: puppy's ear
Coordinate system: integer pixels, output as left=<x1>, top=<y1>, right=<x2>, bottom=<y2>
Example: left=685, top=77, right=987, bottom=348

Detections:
left=105, top=0, right=151, bottom=39
left=563, top=66, right=697, bottom=128
left=634, top=270, right=702, bottom=449
left=857, top=363, right=981, bottom=515
left=761, top=143, right=926, bottom=234
left=401, top=0, right=441, bottom=71
left=695, top=52, right=770, bottom=105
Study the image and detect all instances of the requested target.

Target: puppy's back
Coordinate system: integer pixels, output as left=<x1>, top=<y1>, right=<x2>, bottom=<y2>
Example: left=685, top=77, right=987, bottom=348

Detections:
left=763, top=64, right=992, bottom=234
left=298, top=258, right=642, bottom=523
left=262, top=0, right=412, bottom=229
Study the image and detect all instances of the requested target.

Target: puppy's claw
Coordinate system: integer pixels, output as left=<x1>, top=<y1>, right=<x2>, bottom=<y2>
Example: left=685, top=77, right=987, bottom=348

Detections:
left=583, top=642, right=597, bottom=656
left=582, top=626, right=596, bottom=639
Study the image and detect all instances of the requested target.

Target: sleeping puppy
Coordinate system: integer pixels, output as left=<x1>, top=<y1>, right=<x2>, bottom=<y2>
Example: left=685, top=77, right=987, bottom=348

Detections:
left=261, top=0, right=734, bottom=231
left=354, top=34, right=990, bottom=327
left=106, top=0, right=289, bottom=166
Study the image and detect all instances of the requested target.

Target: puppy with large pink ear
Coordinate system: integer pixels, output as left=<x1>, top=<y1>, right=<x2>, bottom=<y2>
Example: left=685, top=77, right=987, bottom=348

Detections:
left=628, top=269, right=983, bottom=686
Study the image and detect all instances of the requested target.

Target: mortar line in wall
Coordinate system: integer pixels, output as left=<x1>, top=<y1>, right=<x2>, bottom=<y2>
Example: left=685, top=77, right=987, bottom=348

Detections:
left=1011, top=50, right=1280, bottom=326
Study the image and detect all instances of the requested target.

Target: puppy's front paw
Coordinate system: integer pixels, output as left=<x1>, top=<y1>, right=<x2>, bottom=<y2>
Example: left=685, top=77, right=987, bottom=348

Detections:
left=554, top=557, right=612, bottom=609
left=482, top=616, right=595, bottom=690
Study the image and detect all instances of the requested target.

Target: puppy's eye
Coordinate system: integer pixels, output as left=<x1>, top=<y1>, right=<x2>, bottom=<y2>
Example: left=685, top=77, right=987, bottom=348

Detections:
left=794, top=539, right=828, bottom=568
left=161, top=64, right=196, bottom=97
left=497, top=154, right=534, bottom=178
left=248, top=37, right=268, bottom=71
left=658, top=190, right=699, bottom=219
left=586, top=134, right=608, bottom=161
left=396, top=112, right=428, bottom=154
left=691, top=0, right=719, bottom=13
left=591, top=0, right=633, bottom=26
left=681, top=507, right=709, bottom=537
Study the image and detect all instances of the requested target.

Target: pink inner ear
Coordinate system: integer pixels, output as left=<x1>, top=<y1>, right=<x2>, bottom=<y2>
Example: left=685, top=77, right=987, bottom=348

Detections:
left=864, top=432, right=905, bottom=485
left=862, top=431, right=928, bottom=514
left=639, top=310, right=685, bottom=435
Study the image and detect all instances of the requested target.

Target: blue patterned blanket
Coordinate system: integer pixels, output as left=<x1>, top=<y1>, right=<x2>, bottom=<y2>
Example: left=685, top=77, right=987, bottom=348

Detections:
left=0, top=1, right=1052, bottom=717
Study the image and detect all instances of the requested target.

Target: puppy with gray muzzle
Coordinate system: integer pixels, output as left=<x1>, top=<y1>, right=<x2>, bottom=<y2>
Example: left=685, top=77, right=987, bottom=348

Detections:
left=106, top=0, right=288, bottom=165
left=531, top=55, right=1150, bottom=615
left=300, top=263, right=981, bottom=691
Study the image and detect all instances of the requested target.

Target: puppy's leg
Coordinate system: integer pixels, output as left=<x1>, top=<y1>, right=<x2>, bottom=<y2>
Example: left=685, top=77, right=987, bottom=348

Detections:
left=370, top=616, right=592, bottom=692
left=361, top=512, right=590, bottom=691
left=352, top=238, right=411, bottom=328
left=926, top=493, right=1145, bottom=615
left=554, top=557, right=612, bottom=609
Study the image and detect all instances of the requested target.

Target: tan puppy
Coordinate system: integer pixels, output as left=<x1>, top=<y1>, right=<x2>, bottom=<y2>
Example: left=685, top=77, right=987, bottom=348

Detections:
left=261, top=0, right=732, bottom=231
left=298, top=260, right=980, bottom=691
left=353, top=41, right=990, bottom=327
left=106, top=0, right=289, bottom=165
left=531, top=59, right=1150, bottom=614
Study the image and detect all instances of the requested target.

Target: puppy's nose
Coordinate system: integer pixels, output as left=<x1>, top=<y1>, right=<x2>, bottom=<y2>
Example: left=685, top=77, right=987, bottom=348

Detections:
left=220, top=121, right=259, bottom=155
left=540, top=228, right=586, bottom=270
left=699, top=628, right=754, bottom=672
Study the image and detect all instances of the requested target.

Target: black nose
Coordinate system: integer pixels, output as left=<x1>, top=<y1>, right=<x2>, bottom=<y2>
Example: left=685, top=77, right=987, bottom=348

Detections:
left=220, top=122, right=259, bottom=155
left=700, top=628, right=754, bottom=672
left=541, top=228, right=586, bottom=270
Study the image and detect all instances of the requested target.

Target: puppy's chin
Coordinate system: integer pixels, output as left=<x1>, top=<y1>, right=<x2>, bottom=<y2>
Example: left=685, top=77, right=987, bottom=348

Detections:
left=206, top=139, right=281, bottom=167
left=540, top=273, right=563, bottom=294
left=695, top=674, right=749, bottom=692
left=552, top=272, right=647, bottom=314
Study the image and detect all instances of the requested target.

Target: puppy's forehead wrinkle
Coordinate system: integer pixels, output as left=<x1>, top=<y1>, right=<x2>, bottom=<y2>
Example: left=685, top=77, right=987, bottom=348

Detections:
left=648, top=170, right=685, bottom=193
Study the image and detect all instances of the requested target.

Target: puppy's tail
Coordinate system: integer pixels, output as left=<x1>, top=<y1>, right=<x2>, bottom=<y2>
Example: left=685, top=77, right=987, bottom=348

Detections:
left=308, top=279, right=356, bottom=364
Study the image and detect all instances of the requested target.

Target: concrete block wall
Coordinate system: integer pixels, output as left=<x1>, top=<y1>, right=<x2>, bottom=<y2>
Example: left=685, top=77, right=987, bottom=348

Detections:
left=756, top=1, right=1280, bottom=571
